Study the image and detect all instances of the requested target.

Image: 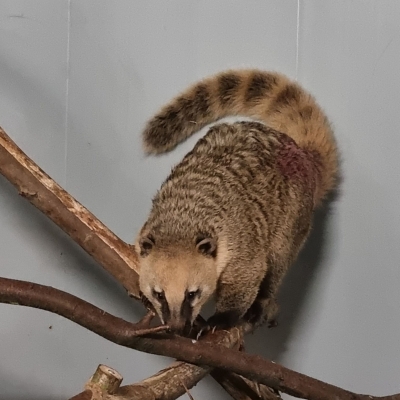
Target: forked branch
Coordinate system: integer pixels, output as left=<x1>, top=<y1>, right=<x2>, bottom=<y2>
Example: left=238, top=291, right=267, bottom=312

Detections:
left=1, top=277, right=399, bottom=400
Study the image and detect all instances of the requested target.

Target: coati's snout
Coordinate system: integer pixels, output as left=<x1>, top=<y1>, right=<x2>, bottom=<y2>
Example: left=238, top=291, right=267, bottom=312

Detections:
left=165, top=308, right=193, bottom=335
left=146, top=287, right=199, bottom=334
left=136, top=234, right=219, bottom=335
left=166, top=318, right=189, bottom=334
left=142, top=283, right=212, bottom=335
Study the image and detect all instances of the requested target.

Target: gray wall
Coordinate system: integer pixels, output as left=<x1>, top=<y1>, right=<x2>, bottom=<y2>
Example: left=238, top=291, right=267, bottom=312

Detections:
left=1, top=1, right=400, bottom=399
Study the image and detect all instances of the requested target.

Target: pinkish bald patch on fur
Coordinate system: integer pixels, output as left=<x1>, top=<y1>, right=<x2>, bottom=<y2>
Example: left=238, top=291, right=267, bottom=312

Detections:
left=276, top=135, right=320, bottom=202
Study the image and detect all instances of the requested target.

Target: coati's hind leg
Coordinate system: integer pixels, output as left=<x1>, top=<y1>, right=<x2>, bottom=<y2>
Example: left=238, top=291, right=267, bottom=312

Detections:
left=243, top=262, right=287, bottom=331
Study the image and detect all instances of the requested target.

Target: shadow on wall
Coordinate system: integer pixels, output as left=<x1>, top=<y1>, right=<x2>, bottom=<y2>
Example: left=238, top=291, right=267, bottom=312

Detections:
left=246, top=191, right=339, bottom=362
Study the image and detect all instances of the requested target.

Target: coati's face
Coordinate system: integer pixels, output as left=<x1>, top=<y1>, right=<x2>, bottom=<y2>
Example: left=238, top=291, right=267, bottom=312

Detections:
left=136, top=234, right=219, bottom=334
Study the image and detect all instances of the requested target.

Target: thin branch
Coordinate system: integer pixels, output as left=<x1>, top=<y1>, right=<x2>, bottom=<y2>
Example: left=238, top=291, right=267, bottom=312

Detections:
left=180, top=379, right=195, bottom=400
left=1, top=277, right=399, bottom=400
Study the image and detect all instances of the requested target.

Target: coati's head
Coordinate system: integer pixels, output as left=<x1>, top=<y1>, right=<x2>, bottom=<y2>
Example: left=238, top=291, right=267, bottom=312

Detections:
left=136, top=233, right=220, bottom=334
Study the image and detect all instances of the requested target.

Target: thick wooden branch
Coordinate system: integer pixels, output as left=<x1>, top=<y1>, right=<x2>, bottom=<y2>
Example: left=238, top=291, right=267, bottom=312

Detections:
left=1, top=277, right=399, bottom=400
left=116, top=361, right=214, bottom=400
left=72, top=361, right=231, bottom=400
left=0, top=126, right=140, bottom=298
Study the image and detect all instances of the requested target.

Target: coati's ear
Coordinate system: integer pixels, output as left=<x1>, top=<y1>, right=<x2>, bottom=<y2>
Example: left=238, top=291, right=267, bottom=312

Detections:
left=196, top=236, right=217, bottom=257
left=139, top=234, right=155, bottom=257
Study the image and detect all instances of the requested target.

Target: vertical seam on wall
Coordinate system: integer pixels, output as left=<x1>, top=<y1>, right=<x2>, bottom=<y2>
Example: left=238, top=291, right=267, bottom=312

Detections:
left=295, top=0, right=300, bottom=80
left=64, top=0, right=71, bottom=188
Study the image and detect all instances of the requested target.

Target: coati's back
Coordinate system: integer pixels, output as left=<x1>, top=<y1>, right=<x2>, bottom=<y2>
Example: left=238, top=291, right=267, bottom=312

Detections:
left=136, top=69, right=338, bottom=333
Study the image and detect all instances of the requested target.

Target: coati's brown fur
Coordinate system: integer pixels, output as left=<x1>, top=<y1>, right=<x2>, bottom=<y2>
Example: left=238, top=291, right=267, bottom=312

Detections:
left=135, top=69, right=338, bottom=334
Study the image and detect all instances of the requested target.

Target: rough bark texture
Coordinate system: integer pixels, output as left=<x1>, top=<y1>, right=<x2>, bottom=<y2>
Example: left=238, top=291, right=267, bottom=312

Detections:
left=116, top=361, right=212, bottom=400
left=86, top=365, right=123, bottom=395
left=0, top=126, right=140, bottom=298
left=74, top=361, right=213, bottom=400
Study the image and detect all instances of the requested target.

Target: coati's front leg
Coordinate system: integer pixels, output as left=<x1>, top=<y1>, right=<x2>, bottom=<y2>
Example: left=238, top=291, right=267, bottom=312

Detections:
left=191, top=288, right=247, bottom=337
left=243, top=296, right=279, bottom=330
left=206, top=290, right=256, bottom=331
left=205, top=263, right=265, bottom=331
left=243, top=260, right=289, bottom=330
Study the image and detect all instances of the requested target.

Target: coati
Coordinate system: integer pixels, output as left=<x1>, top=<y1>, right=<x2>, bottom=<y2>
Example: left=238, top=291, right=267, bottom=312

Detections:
left=135, top=69, right=338, bottom=334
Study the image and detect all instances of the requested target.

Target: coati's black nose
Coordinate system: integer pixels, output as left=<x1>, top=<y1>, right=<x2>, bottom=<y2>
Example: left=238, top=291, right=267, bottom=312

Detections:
left=167, top=319, right=191, bottom=336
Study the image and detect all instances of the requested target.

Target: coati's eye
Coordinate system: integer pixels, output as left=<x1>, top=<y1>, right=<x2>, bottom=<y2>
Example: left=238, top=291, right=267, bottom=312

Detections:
left=186, top=289, right=200, bottom=301
left=152, top=289, right=165, bottom=301
left=157, top=292, right=164, bottom=300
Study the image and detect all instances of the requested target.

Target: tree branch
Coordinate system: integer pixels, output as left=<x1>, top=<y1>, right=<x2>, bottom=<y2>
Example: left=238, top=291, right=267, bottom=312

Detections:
left=116, top=361, right=213, bottom=400
left=0, top=126, right=140, bottom=298
left=1, top=277, right=399, bottom=400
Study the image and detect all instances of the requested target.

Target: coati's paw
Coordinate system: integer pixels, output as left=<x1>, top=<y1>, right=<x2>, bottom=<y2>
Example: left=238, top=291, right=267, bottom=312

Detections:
left=243, top=298, right=279, bottom=329
left=243, top=302, right=263, bottom=325
left=186, top=317, right=209, bottom=339
left=192, top=311, right=242, bottom=339
left=206, top=310, right=242, bottom=331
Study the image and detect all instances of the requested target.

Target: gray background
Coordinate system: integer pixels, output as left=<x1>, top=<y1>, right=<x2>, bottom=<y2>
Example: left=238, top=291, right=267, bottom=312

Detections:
left=1, top=1, right=400, bottom=399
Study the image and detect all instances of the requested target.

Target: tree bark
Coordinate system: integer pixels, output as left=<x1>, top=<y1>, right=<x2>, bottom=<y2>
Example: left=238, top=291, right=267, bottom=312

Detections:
left=1, top=277, right=399, bottom=400
left=0, top=126, right=140, bottom=297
